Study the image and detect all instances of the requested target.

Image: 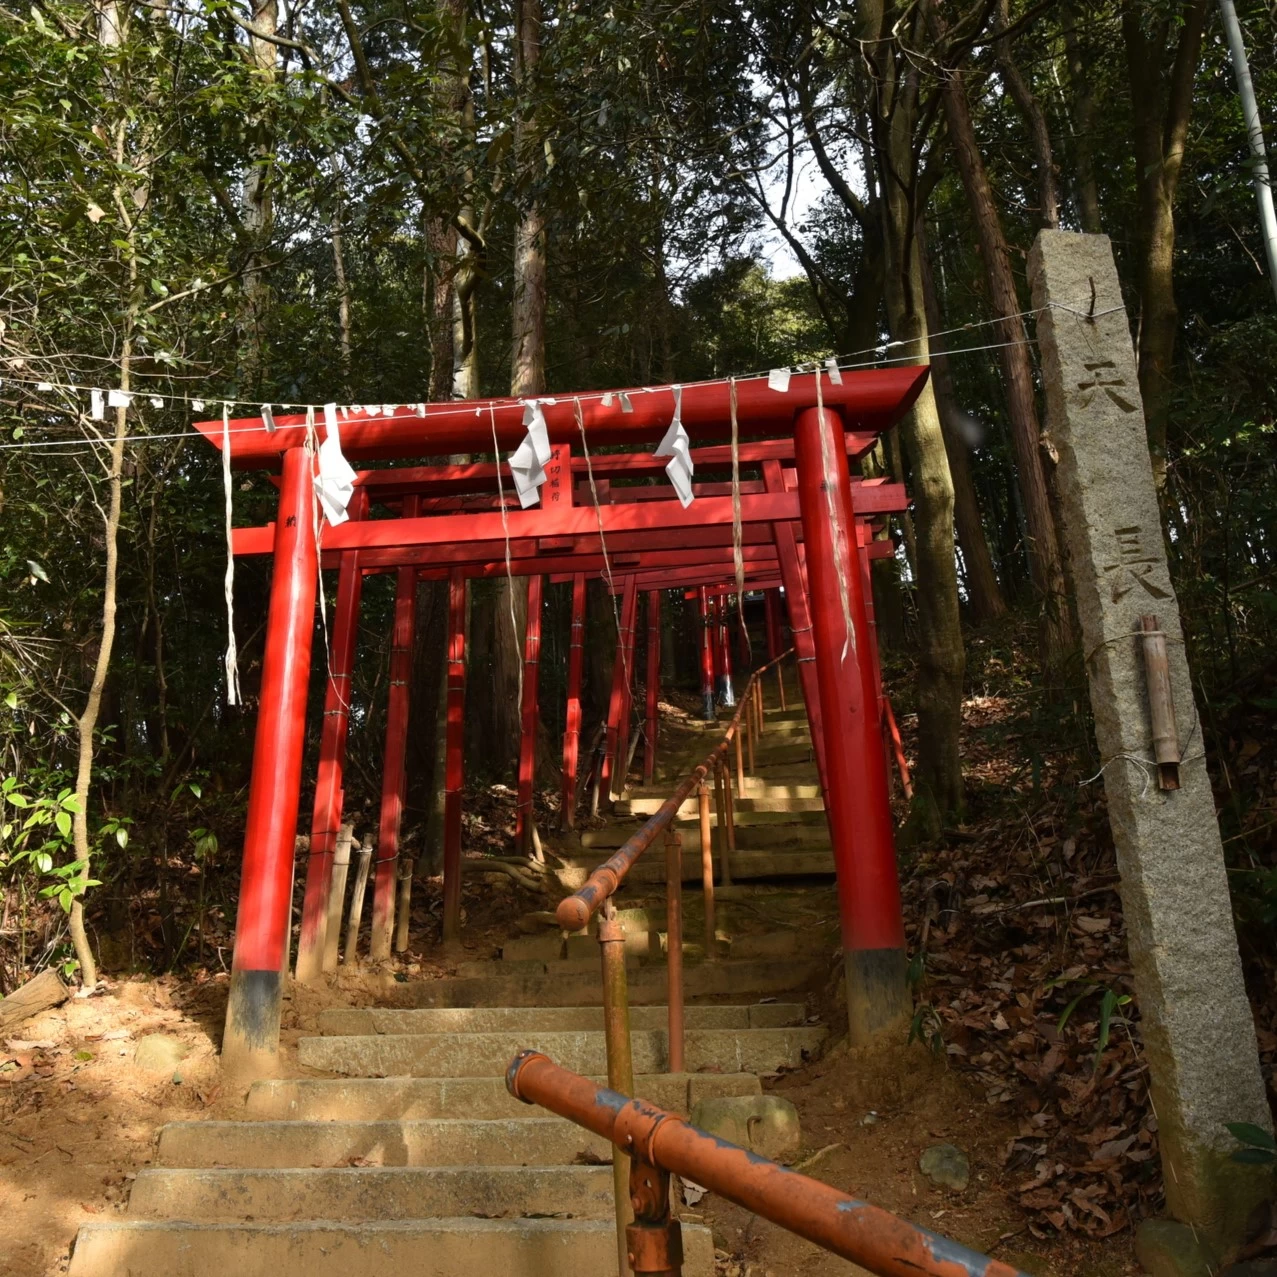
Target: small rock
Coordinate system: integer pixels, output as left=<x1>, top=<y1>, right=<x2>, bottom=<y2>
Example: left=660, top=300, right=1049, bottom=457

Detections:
left=919, top=1142, right=969, bottom=1192
left=132, top=1034, right=189, bottom=1073
left=1134, top=1218, right=1218, bottom=1277
left=690, top=1095, right=801, bottom=1162
left=860, top=1111, right=879, bottom=1127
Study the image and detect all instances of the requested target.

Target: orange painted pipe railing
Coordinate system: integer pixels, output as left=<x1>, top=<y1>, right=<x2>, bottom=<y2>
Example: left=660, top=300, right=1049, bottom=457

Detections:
left=507, top=1050, right=1031, bottom=1277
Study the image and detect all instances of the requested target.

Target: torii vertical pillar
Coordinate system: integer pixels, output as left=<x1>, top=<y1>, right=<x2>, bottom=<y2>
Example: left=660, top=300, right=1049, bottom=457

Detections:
left=1031, top=230, right=1271, bottom=1256
left=643, top=590, right=661, bottom=785
left=717, top=594, right=735, bottom=707
left=442, top=569, right=466, bottom=946
left=223, top=444, right=317, bottom=1079
left=561, top=572, right=586, bottom=828
left=793, top=404, right=909, bottom=1044
left=295, top=532, right=364, bottom=984
left=516, top=574, right=545, bottom=855
left=697, top=586, right=715, bottom=721
left=371, top=558, right=417, bottom=961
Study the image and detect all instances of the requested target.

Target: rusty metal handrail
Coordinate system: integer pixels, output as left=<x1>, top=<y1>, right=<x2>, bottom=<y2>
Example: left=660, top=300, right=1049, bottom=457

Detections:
left=507, top=1050, right=1030, bottom=1277
left=556, top=647, right=794, bottom=933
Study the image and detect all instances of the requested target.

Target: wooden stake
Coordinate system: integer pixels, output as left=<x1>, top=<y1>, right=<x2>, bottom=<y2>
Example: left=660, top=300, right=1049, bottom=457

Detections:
left=1140, top=615, right=1181, bottom=791
left=322, top=824, right=354, bottom=972
left=343, top=838, right=373, bottom=965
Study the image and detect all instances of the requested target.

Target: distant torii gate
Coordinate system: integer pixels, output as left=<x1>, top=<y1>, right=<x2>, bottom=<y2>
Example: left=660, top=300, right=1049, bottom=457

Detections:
left=197, top=369, right=926, bottom=1077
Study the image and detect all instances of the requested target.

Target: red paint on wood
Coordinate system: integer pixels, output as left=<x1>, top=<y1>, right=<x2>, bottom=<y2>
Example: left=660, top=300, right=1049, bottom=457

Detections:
left=442, top=569, right=466, bottom=944
left=515, top=575, right=545, bottom=854
left=643, top=590, right=661, bottom=785
left=561, top=573, right=586, bottom=829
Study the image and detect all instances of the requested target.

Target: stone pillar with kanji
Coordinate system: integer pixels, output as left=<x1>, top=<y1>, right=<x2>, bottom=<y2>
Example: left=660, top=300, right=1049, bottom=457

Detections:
left=1029, top=229, right=1272, bottom=1269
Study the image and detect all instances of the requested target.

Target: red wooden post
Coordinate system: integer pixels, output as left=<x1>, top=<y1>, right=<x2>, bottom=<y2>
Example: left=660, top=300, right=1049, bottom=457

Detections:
left=643, top=590, right=661, bottom=785
left=516, top=574, right=545, bottom=855
left=763, top=463, right=827, bottom=792
left=793, top=404, right=908, bottom=1044
left=371, top=548, right=418, bottom=962
left=717, top=593, right=736, bottom=707
left=763, top=588, right=780, bottom=662
left=613, top=579, right=641, bottom=800
left=222, top=444, right=317, bottom=1077
left=697, top=586, right=715, bottom=721
left=442, top=568, right=466, bottom=945
left=561, top=572, right=586, bottom=829
left=601, top=575, right=638, bottom=798
left=295, top=516, right=366, bottom=983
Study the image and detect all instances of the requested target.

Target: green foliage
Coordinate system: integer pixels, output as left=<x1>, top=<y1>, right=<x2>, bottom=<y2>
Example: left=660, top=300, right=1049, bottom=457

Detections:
left=1225, top=1122, right=1277, bottom=1166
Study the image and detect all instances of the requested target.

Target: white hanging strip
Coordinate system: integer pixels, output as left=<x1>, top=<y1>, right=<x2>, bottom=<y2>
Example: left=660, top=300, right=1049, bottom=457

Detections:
left=618, top=392, right=633, bottom=413
left=221, top=404, right=242, bottom=706
left=192, top=399, right=205, bottom=412
left=767, top=367, right=791, bottom=393
left=313, top=403, right=356, bottom=525
left=509, top=398, right=555, bottom=508
left=90, top=389, right=105, bottom=421
left=107, top=389, right=133, bottom=409
left=825, top=357, right=843, bottom=385
left=149, top=395, right=163, bottom=409
left=261, top=403, right=277, bottom=433
left=653, top=384, right=694, bottom=508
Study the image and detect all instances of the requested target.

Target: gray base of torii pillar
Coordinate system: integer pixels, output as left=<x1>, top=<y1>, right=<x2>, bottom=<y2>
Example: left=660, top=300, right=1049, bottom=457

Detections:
left=1029, top=230, right=1272, bottom=1263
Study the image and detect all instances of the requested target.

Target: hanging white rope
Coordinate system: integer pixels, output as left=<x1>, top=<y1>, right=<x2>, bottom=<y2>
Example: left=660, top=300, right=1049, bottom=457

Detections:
left=815, top=370, right=856, bottom=664
left=221, top=404, right=242, bottom=706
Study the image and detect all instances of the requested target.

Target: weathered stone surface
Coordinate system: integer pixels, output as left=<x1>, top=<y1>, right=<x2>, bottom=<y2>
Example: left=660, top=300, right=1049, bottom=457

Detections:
left=67, top=1218, right=715, bottom=1277
left=1030, top=230, right=1272, bottom=1247
left=1134, top=1218, right=1218, bottom=1277
left=133, top=1034, right=189, bottom=1073
left=1223, top=1263, right=1277, bottom=1276
left=689, top=1095, right=801, bottom=1162
left=500, top=933, right=563, bottom=962
left=918, top=1143, right=969, bottom=1192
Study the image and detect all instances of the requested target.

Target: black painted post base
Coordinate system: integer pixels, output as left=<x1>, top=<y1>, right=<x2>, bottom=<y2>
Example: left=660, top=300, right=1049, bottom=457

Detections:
left=844, top=947, right=911, bottom=1046
left=701, top=692, right=716, bottom=722
left=222, top=967, right=283, bottom=1081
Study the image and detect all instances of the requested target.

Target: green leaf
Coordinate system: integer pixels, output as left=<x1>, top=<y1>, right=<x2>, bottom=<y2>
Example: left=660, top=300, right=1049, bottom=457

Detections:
left=36, top=851, right=52, bottom=873
left=1231, top=1147, right=1277, bottom=1165
left=29, top=4, right=47, bottom=32
left=115, top=827, right=128, bottom=848
left=25, top=560, right=49, bottom=583
left=1225, top=1122, right=1277, bottom=1152
left=55, top=810, right=71, bottom=839
left=1058, top=990, right=1088, bottom=1033
left=188, top=782, right=202, bottom=798
left=4, top=691, right=18, bottom=709
left=5, top=791, right=29, bottom=808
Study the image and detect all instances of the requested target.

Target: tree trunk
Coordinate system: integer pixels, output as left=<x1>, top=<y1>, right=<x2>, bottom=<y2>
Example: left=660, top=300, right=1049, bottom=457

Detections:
left=1063, top=1, right=1103, bottom=233
left=940, top=61, right=1072, bottom=666
left=995, top=0, right=1060, bottom=229
left=1122, top=0, right=1210, bottom=488
left=919, top=227, right=1007, bottom=623
left=330, top=166, right=353, bottom=397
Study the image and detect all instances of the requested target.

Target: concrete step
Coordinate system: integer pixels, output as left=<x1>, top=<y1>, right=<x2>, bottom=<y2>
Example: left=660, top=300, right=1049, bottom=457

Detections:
left=579, top=824, right=828, bottom=852
left=298, top=1025, right=828, bottom=1077
left=390, top=957, right=823, bottom=1008
left=68, top=1218, right=714, bottom=1277
left=616, top=794, right=825, bottom=816
left=554, top=848, right=834, bottom=889
left=316, top=1003, right=806, bottom=1036
left=128, top=1164, right=615, bottom=1222
left=246, top=1071, right=762, bottom=1122
left=157, top=1116, right=609, bottom=1169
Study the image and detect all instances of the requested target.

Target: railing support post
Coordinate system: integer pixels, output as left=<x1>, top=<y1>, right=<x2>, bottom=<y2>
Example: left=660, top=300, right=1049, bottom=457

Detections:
left=719, top=756, right=736, bottom=889
left=664, top=827, right=685, bottom=1074
left=717, top=594, right=736, bottom=708
left=698, top=781, right=715, bottom=958
left=744, top=693, right=756, bottom=775
left=733, top=724, right=745, bottom=793
left=599, top=899, right=636, bottom=1274
left=625, top=1157, right=683, bottom=1277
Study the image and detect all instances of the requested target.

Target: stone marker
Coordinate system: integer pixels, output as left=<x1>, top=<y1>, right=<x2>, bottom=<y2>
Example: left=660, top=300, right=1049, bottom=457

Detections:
left=689, top=1094, right=801, bottom=1163
left=1029, top=230, right=1272, bottom=1254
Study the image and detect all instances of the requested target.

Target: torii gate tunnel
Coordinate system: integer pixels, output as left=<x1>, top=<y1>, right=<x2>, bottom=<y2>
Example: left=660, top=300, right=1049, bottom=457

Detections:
left=196, top=369, right=928, bottom=1077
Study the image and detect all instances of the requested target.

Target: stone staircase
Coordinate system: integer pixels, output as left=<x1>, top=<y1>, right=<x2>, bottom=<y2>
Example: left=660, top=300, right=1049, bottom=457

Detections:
left=68, top=669, right=834, bottom=1276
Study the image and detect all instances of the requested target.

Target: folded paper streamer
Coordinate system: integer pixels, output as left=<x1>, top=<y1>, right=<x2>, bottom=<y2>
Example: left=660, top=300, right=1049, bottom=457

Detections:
left=262, top=403, right=276, bottom=433
left=149, top=395, right=163, bottom=409
left=825, top=357, right=843, bottom=385
left=314, top=403, right=357, bottom=525
left=108, top=389, right=133, bottom=409
left=654, top=384, right=694, bottom=508
left=90, top=389, right=105, bottom=421
left=510, top=399, right=555, bottom=508
left=768, top=367, right=791, bottom=393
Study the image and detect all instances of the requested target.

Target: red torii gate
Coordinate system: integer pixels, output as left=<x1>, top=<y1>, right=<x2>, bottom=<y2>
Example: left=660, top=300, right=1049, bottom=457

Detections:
left=197, top=369, right=926, bottom=1076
